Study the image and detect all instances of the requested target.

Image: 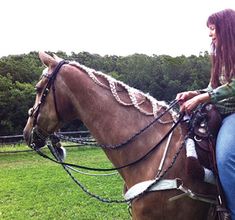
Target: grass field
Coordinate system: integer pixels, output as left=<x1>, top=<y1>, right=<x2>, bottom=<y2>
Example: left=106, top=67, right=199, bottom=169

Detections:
left=0, top=144, right=130, bottom=220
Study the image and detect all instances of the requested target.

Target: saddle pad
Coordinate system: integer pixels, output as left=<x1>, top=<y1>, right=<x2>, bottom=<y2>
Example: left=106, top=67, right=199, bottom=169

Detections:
left=124, top=179, right=178, bottom=200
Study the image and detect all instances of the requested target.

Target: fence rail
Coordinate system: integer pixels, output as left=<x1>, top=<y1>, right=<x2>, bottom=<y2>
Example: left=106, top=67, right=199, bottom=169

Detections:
left=0, top=131, right=90, bottom=145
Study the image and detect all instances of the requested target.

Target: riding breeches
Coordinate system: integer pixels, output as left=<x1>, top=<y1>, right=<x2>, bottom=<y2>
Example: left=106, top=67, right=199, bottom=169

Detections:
left=216, top=112, right=235, bottom=220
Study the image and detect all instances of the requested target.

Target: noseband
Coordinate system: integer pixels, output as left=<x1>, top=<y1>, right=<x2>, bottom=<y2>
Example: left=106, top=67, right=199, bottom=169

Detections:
left=29, top=60, right=68, bottom=149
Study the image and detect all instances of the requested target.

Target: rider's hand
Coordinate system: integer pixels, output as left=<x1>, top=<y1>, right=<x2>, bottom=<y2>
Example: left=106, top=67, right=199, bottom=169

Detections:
left=176, top=91, right=199, bottom=103
left=180, top=93, right=211, bottom=114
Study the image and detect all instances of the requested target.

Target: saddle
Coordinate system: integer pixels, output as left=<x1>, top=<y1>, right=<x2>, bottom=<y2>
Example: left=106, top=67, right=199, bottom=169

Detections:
left=185, top=103, right=231, bottom=220
left=192, top=103, right=222, bottom=138
left=187, top=103, right=222, bottom=171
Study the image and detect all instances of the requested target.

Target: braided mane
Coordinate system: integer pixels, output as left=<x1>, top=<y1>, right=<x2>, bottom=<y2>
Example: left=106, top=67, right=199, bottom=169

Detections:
left=69, top=61, right=175, bottom=119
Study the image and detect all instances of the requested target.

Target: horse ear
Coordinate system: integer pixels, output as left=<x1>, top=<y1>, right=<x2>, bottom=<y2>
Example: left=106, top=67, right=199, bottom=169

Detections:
left=38, top=51, right=57, bottom=67
left=53, top=53, right=63, bottom=62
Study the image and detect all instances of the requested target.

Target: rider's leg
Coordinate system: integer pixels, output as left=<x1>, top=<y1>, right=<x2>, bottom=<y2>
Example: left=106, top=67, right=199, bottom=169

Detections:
left=216, top=113, right=235, bottom=220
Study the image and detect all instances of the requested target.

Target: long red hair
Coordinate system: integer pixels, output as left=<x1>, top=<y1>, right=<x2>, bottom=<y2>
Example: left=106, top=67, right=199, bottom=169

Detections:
left=207, top=9, right=235, bottom=88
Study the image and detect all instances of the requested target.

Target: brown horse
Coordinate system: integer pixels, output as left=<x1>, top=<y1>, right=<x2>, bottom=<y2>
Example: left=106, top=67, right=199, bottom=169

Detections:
left=24, top=52, right=217, bottom=220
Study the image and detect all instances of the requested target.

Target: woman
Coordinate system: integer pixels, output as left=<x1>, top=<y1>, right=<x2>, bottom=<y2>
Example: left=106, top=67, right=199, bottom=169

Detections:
left=176, top=9, right=235, bottom=220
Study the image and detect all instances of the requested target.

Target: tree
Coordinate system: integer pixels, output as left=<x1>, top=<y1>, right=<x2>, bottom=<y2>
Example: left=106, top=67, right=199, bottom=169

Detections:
left=0, top=74, right=35, bottom=135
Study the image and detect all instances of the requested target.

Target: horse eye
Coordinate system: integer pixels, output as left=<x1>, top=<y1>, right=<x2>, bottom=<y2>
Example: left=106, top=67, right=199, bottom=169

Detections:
left=35, top=87, right=42, bottom=94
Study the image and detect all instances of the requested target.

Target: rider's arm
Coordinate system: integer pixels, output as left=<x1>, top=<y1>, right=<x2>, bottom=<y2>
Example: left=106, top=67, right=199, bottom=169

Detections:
left=198, top=78, right=235, bottom=103
left=208, top=78, right=235, bottom=103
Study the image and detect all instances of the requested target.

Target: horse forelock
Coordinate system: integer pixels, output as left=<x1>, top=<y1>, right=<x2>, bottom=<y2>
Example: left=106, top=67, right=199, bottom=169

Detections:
left=67, top=61, right=177, bottom=119
left=41, top=67, right=49, bottom=78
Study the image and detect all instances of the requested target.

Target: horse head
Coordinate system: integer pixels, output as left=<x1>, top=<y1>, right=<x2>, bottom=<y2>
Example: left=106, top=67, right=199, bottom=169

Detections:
left=23, top=52, right=75, bottom=151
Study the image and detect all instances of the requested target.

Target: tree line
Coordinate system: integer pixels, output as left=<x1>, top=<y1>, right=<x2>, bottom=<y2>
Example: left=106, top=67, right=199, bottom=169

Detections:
left=0, top=51, right=211, bottom=135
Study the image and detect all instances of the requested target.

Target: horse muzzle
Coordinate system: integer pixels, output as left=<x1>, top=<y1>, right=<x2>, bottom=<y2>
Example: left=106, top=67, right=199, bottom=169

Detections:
left=28, top=127, right=48, bottom=150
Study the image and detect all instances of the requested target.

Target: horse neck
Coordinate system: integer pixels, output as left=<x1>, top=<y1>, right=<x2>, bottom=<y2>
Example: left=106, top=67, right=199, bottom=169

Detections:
left=60, top=65, right=151, bottom=144
left=59, top=65, right=184, bottom=187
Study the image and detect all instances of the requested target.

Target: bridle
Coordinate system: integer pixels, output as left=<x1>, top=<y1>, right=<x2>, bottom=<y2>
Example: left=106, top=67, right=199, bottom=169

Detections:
left=29, top=60, right=68, bottom=149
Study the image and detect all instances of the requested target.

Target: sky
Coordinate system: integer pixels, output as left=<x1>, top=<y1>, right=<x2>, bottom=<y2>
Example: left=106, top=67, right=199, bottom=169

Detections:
left=0, top=0, right=235, bottom=58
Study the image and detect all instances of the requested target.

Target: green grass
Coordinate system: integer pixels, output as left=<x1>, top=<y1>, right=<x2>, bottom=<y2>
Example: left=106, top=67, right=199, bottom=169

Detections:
left=0, top=145, right=130, bottom=220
